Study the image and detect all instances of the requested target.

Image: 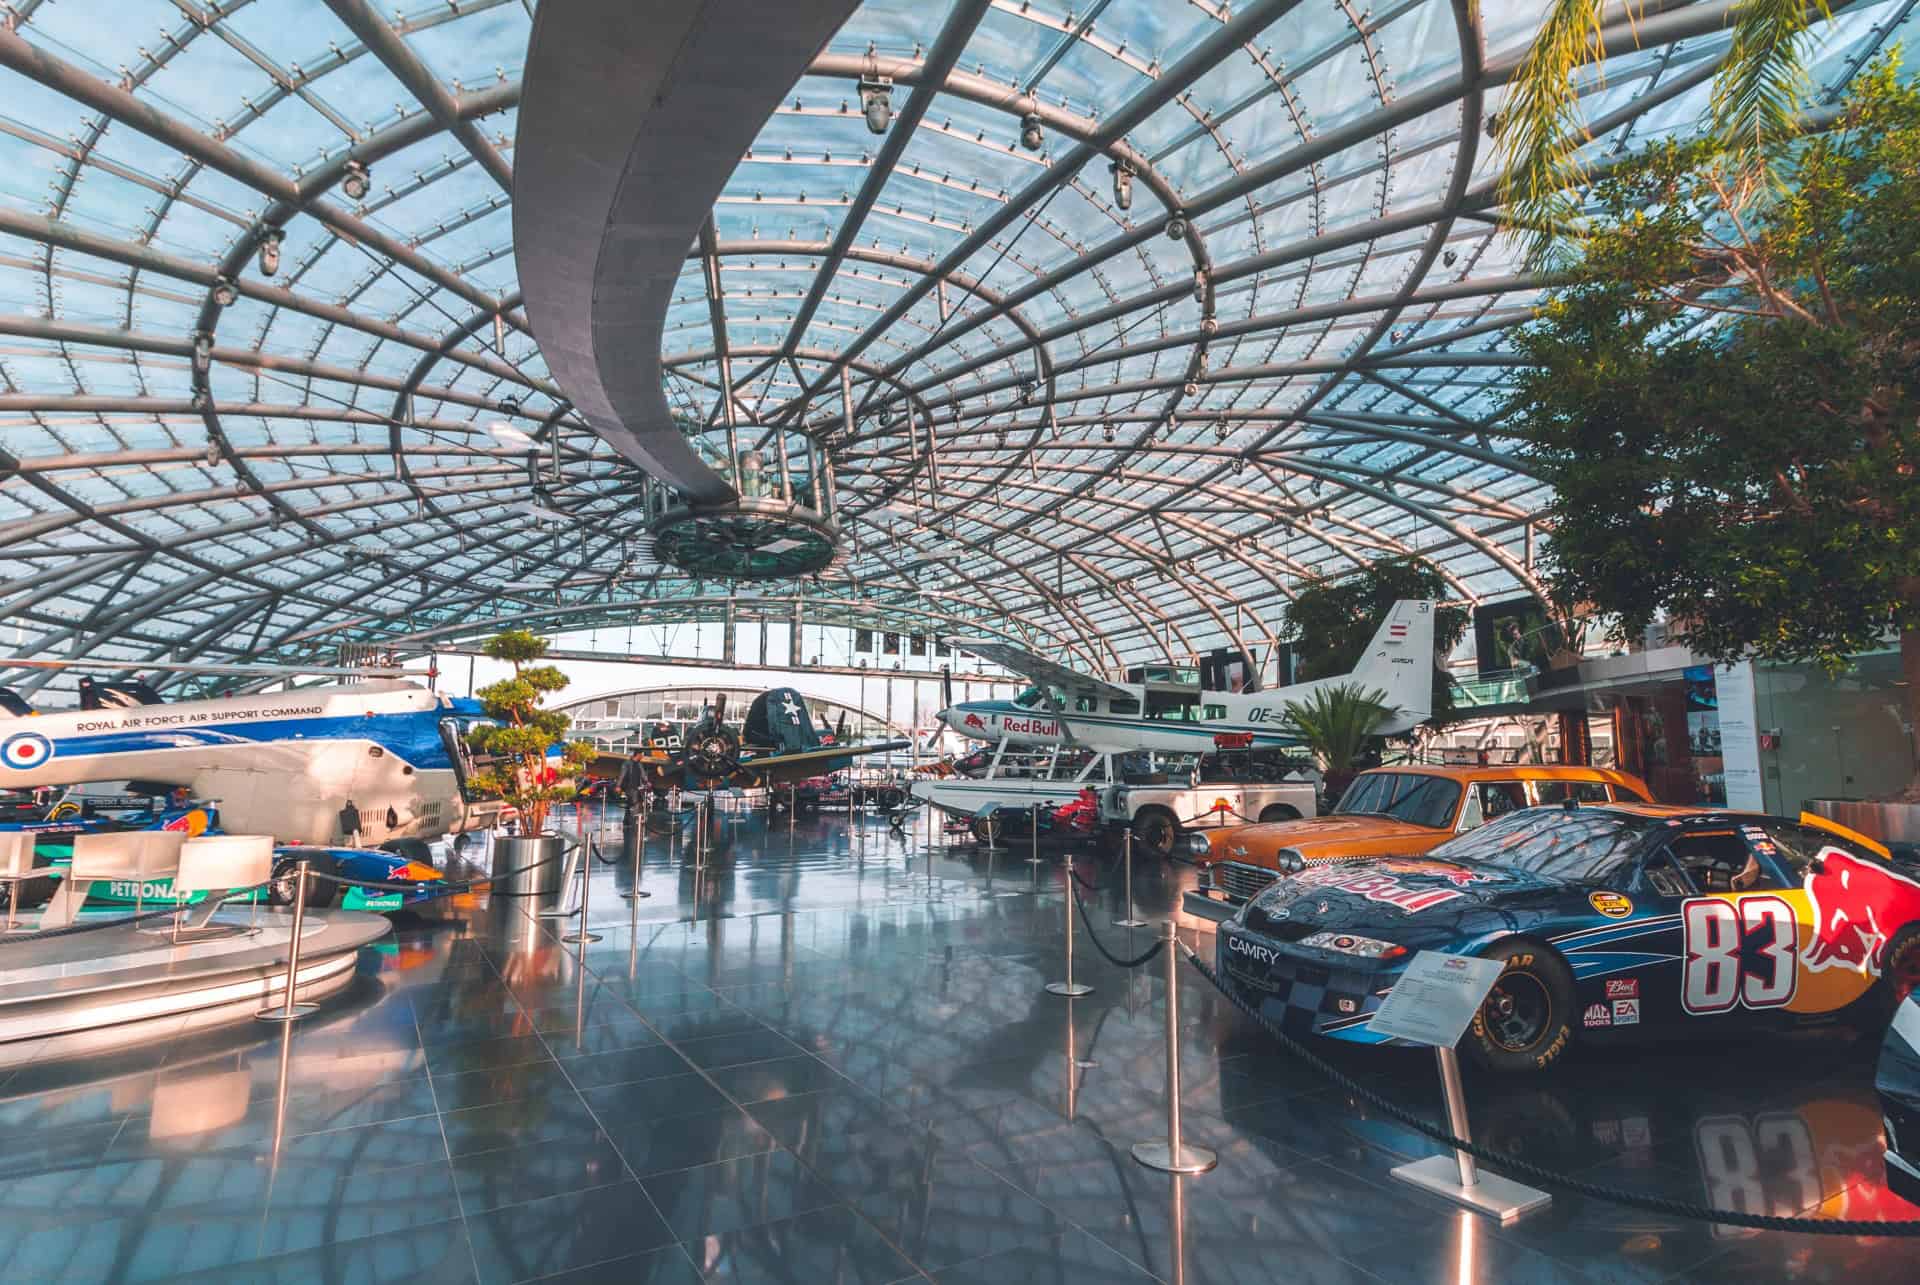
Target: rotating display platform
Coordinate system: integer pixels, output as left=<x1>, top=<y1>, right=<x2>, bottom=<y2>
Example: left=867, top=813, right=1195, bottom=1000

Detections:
left=0, top=908, right=390, bottom=1069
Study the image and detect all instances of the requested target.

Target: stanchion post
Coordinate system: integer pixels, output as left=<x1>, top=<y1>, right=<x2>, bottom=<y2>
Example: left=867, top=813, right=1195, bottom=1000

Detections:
left=1044, top=869, right=1093, bottom=997
left=562, top=843, right=602, bottom=944
left=1114, top=826, right=1147, bottom=928
left=621, top=812, right=650, bottom=901
left=1027, top=802, right=1044, bottom=864
left=256, top=860, right=318, bottom=1023
left=1131, top=921, right=1215, bottom=1173
left=1389, top=1046, right=1550, bottom=1222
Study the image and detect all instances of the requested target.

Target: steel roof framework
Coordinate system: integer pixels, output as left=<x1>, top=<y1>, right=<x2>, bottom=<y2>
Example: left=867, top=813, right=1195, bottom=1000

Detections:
left=0, top=0, right=1908, bottom=694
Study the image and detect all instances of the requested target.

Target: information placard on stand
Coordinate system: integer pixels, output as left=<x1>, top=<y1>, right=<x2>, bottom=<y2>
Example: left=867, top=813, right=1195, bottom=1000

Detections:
left=1372, top=950, right=1552, bottom=1224
left=1368, top=950, right=1505, bottom=1047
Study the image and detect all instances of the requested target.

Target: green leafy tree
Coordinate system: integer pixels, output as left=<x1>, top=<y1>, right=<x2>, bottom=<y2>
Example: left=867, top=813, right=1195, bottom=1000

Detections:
left=1283, top=683, right=1393, bottom=799
left=1279, top=555, right=1470, bottom=723
left=1499, top=0, right=1829, bottom=264
left=1505, top=63, right=1920, bottom=797
left=465, top=629, right=596, bottom=835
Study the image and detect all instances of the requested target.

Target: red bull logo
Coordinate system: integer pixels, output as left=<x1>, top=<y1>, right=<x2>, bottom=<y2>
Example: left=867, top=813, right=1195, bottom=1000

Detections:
left=1802, top=847, right=1920, bottom=977
left=962, top=712, right=987, bottom=731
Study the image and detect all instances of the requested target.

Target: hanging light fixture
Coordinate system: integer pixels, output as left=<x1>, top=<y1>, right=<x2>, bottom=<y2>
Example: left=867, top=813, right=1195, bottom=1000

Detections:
left=341, top=159, right=371, bottom=201
left=257, top=228, right=284, bottom=277
left=1109, top=158, right=1135, bottom=211
left=212, top=275, right=238, bottom=307
left=858, top=75, right=893, bottom=134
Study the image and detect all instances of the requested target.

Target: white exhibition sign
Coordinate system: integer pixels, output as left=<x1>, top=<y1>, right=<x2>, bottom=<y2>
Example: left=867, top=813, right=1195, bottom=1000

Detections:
left=1714, top=661, right=1766, bottom=812
left=1368, top=950, right=1506, bottom=1048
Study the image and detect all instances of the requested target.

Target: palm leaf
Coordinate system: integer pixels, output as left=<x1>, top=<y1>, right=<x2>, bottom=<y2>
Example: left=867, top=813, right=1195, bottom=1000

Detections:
left=1281, top=683, right=1393, bottom=772
left=1496, top=0, right=1619, bottom=267
left=1709, top=0, right=1827, bottom=168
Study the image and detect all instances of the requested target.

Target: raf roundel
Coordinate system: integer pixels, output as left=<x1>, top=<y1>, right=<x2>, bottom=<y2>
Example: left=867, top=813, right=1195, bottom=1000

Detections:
left=1, top=732, right=54, bottom=770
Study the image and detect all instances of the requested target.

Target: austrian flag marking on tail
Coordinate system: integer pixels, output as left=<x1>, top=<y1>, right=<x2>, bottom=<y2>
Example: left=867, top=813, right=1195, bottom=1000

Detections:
left=1389, top=623, right=1407, bottom=638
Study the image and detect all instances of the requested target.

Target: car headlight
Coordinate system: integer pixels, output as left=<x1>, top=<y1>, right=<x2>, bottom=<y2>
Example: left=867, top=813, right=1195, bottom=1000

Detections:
left=1183, top=832, right=1213, bottom=857
left=1300, top=930, right=1407, bottom=960
left=1275, top=847, right=1306, bottom=874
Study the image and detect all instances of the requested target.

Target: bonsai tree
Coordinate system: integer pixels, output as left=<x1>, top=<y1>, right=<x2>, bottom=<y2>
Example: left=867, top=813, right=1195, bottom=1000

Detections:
left=465, top=629, right=596, bottom=836
left=1502, top=63, right=1920, bottom=798
left=1279, top=555, right=1469, bottom=723
left=1283, top=683, right=1393, bottom=802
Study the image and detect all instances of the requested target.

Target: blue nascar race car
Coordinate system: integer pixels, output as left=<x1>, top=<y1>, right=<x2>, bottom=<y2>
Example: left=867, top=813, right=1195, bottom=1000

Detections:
left=1216, top=801, right=1920, bottom=1073
left=0, top=790, right=457, bottom=916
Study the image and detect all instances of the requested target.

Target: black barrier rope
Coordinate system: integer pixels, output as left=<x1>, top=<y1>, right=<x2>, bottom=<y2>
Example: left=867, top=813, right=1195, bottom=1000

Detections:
left=0, top=883, right=269, bottom=946
left=1065, top=872, right=1164, bottom=969
left=305, top=843, right=569, bottom=897
left=1183, top=949, right=1920, bottom=1235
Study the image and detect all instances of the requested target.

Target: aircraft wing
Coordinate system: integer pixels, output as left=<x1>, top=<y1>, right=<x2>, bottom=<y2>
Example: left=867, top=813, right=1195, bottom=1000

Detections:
left=948, top=638, right=1134, bottom=703
left=737, top=739, right=913, bottom=778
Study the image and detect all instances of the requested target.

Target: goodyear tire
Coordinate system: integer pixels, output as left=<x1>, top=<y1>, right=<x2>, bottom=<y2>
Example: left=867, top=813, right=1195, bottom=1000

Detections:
left=1257, top=804, right=1301, bottom=823
left=1845, top=928, right=1920, bottom=1033
left=971, top=814, right=1002, bottom=846
left=1464, top=941, right=1575, bottom=1073
left=1132, top=807, right=1179, bottom=861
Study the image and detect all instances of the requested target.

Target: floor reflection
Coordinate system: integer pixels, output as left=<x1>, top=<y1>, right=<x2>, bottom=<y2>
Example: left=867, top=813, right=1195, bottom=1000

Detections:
left=0, top=804, right=1910, bottom=1283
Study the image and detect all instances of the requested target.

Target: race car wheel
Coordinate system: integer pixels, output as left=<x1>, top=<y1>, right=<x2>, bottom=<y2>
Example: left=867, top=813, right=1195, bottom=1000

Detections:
left=268, top=862, right=338, bottom=909
left=380, top=838, right=433, bottom=866
left=1132, top=808, right=1179, bottom=860
left=1846, top=928, right=1920, bottom=1031
left=971, top=814, right=1003, bottom=846
left=1257, top=804, right=1301, bottom=823
left=875, top=785, right=906, bottom=813
left=1464, top=942, right=1575, bottom=1073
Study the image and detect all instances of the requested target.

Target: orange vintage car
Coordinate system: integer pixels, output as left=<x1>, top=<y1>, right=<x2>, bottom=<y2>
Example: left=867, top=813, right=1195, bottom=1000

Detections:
left=1182, top=764, right=1653, bottom=921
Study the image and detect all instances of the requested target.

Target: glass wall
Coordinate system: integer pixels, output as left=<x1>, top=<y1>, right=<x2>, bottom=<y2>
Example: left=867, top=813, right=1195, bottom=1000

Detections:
left=1753, top=647, right=1917, bottom=815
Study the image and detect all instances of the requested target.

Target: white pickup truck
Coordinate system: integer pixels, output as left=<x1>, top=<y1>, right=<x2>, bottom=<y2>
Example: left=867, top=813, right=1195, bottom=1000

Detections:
left=1100, top=768, right=1318, bottom=859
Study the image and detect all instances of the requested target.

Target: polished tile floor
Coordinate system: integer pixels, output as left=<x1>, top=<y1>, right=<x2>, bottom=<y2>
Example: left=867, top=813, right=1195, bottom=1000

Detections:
left=1, top=804, right=1914, bottom=1283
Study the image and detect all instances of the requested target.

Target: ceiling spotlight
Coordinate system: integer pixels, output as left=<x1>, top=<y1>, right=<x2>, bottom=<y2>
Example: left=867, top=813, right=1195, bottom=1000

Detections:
left=1192, top=271, right=1207, bottom=306
left=212, top=275, right=237, bottom=307
left=191, top=330, right=213, bottom=373
left=859, top=75, right=893, bottom=135
left=1019, top=112, right=1043, bottom=152
left=1442, top=249, right=1459, bottom=268
left=1109, top=158, right=1135, bottom=211
left=1165, top=212, right=1187, bottom=240
left=191, top=389, right=210, bottom=412
left=1232, top=456, right=1246, bottom=474
left=204, top=438, right=221, bottom=467
left=1020, top=380, right=1037, bottom=405
left=498, top=396, right=521, bottom=417
left=341, top=159, right=371, bottom=201
left=1213, top=418, right=1229, bottom=441
left=257, top=228, right=283, bottom=277
left=1102, top=423, right=1115, bottom=443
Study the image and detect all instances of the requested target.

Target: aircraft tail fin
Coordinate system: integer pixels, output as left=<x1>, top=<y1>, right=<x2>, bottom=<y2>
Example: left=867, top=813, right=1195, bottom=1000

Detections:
left=1349, top=600, right=1436, bottom=727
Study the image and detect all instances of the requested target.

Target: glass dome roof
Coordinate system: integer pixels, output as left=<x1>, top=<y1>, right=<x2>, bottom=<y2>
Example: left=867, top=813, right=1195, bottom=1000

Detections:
left=1, top=0, right=1911, bottom=692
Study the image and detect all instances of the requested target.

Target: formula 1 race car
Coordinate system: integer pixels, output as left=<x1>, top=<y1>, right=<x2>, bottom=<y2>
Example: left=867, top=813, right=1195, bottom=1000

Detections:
left=1, top=789, right=456, bottom=916
left=1216, top=802, right=1920, bottom=1073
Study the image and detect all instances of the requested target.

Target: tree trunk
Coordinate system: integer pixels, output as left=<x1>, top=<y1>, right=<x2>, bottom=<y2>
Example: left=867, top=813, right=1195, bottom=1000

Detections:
left=1902, top=627, right=1920, bottom=802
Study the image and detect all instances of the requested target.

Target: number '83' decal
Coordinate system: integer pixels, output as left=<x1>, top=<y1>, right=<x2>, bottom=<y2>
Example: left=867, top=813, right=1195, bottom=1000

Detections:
left=1681, top=896, right=1798, bottom=1014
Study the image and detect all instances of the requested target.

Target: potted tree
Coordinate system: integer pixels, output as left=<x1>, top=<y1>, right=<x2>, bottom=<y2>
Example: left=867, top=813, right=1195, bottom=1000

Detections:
left=1282, top=683, right=1392, bottom=808
left=465, top=629, right=595, bottom=896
